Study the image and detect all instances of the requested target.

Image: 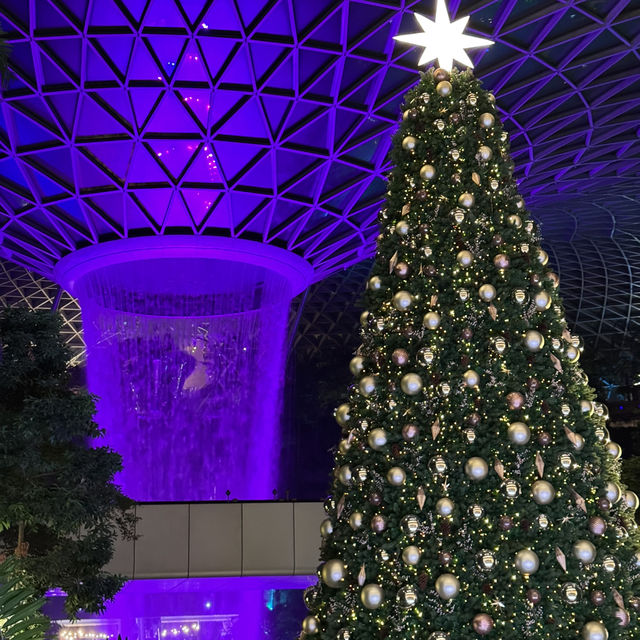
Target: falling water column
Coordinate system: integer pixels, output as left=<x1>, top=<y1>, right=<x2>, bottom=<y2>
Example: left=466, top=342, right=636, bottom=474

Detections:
left=55, top=237, right=313, bottom=502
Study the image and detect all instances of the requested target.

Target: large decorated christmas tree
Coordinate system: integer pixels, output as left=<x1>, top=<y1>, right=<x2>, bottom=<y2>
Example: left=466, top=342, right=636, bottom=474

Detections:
left=299, top=3, right=640, bottom=640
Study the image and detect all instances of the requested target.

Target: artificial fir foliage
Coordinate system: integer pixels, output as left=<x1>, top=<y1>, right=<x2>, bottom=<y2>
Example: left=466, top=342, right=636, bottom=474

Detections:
left=300, top=68, right=640, bottom=640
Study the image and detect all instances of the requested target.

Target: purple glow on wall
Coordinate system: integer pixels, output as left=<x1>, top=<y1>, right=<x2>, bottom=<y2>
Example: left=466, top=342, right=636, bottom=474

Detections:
left=56, top=237, right=312, bottom=502
left=50, top=576, right=314, bottom=640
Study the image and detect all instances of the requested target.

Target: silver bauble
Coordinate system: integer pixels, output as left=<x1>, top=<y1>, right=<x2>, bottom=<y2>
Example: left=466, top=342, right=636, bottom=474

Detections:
left=469, top=504, right=484, bottom=519
left=320, top=518, right=333, bottom=538
left=321, top=559, right=346, bottom=588
left=524, top=329, right=545, bottom=352
left=436, top=80, right=452, bottom=96
left=478, top=283, right=496, bottom=302
left=434, top=118, right=445, bottom=131
left=361, top=584, right=384, bottom=609
left=624, top=491, right=639, bottom=511
left=337, top=630, right=351, bottom=640
left=537, top=514, right=550, bottom=529
left=508, top=421, right=531, bottom=445
left=401, top=373, right=423, bottom=395
left=605, top=481, right=622, bottom=503
left=457, top=249, right=473, bottom=267
left=532, top=480, right=555, bottom=505
left=435, top=573, right=460, bottom=600
left=429, top=455, right=448, bottom=475
left=477, top=550, right=496, bottom=571
left=353, top=465, right=367, bottom=484
left=607, top=441, right=622, bottom=460
left=602, top=555, right=619, bottom=574
left=359, top=376, right=376, bottom=396
left=397, top=585, right=418, bottom=609
left=368, top=275, right=382, bottom=291
left=387, top=466, right=406, bottom=486
left=420, top=164, right=436, bottom=180
left=302, top=616, right=319, bottom=635
left=439, top=382, right=451, bottom=396
left=514, top=288, right=527, bottom=304
left=582, top=621, right=609, bottom=640
left=503, top=479, right=521, bottom=498
left=561, top=582, right=581, bottom=604
left=561, top=403, right=571, bottom=416
left=392, top=290, right=413, bottom=310
left=401, top=514, right=420, bottom=535
left=436, top=497, right=454, bottom=516
left=337, top=465, right=352, bottom=485
left=478, top=145, right=492, bottom=161
left=402, top=136, right=417, bottom=151
left=465, top=457, right=489, bottom=481
left=534, top=290, right=551, bottom=311
left=424, top=311, right=441, bottom=330
left=349, top=356, right=364, bottom=376
left=368, top=428, right=387, bottom=450
left=515, top=549, right=540, bottom=575
left=349, top=512, right=363, bottom=530
left=464, top=428, right=477, bottom=444
left=402, top=545, right=421, bottom=566
left=417, top=346, right=435, bottom=365
left=494, top=336, right=507, bottom=353
left=458, top=192, right=475, bottom=208
left=559, top=452, right=574, bottom=470
left=428, top=634, right=450, bottom=640
left=479, top=112, right=495, bottom=128
left=458, top=287, right=470, bottom=301
left=573, top=540, right=596, bottom=564
left=463, top=369, right=480, bottom=387
left=452, top=207, right=465, bottom=223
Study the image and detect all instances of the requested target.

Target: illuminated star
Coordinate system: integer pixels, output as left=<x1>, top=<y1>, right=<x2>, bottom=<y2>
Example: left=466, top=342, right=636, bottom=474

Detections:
left=394, top=0, right=494, bottom=71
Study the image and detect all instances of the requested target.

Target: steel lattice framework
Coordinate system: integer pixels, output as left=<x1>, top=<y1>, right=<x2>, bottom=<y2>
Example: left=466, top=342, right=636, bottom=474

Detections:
left=0, top=0, right=638, bottom=280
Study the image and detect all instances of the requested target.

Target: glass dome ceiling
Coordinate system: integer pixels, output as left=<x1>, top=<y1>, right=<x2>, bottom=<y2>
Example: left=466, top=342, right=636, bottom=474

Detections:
left=0, top=0, right=638, bottom=279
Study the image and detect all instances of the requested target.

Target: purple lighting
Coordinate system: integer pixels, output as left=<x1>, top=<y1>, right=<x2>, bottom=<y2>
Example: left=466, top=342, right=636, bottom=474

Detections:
left=56, top=237, right=312, bottom=502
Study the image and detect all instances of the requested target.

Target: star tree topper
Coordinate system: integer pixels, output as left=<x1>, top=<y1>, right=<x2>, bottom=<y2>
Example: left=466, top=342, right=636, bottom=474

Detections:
left=394, top=0, right=494, bottom=71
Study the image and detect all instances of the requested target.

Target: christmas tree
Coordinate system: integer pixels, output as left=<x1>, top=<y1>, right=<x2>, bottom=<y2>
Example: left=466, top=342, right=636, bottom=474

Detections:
left=299, top=4, right=640, bottom=640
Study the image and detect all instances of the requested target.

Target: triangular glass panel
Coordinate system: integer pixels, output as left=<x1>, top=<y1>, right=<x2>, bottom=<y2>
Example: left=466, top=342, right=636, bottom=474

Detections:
left=129, top=87, right=164, bottom=129
left=46, top=93, right=78, bottom=137
left=174, top=41, right=210, bottom=83
left=86, top=0, right=129, bottom=26
left=145, top=92, right=202, bottom=134
left=35, top=0, right=73, bottom=30
left=182, top=187, right=219, bottom=227
left=162, top=192, right=195, bottom=229
left=0, top=158, right=31, bottom=192
left=177, top=88, right=213, bottom=130
left=247, top=42, right=288, bottom=84
left=41, top=37, right=83, bottom=82
left=182, top=144, right=222, bottom=185
left=27, top=148, right=73, bottom=186
left=260, top=95, right=291, bottom=137
left=9, top=42, right=37, bottom=85
left=72, top=150, right=114, bottom=191
left=89, top=36, right=135, bottom=80
left=146, top=35, right=188, bottom=81
left=253, top=1, right=292, bottom=38
left=234, top=153, right=273, bottom=191
left=97, top=88, right=135, bottom=131
left=144, top=0, right=187, bottom=28
left=127, top=143, right=170, bottom=184
left=80, top=141, right=135, bottom=183
left=218, top=45, right=253, bottom=85
left=287, top=113, right=331, bottom=152
left=217, top=97, right=269, bottom=139
left=13, top=97, right=62, bottom=136
left=212, top=140, right=264, bottom=182
left=61, top=0, right=89, bottom=25
left=118, top=0, right=147, bottom=25
left=130, top=188, right=172, bottom=228
left=76, top=95, right=129, bottom=138
left=85, top=45, right=122, bottom=83
left=263, top=55, right=293, bottom=91
left=30, top=166, right=68, bottom=199
left=175, top=0, right=209, bottom=29
left=209, top=90, right=247, bottom=130
left=201, top=0, right=243, bottom=32
left=10, top=109, right=58, bottom=148
left=128, top=40, right=163, bottom=82
left=196, top=36, right=237, bottom=82
left=39, top=49, right=75, bottom=86
left=147, top=140, right=199, bottom=181
left=305, top=8, right=342, bottom=43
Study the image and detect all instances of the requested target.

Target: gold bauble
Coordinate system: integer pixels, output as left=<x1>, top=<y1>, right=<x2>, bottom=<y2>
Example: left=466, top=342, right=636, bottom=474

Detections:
left=458, top=192, right=475, bottom=208
left=368, top=428, right=387, bottom=450
left=467, top=93, right=477, bottom=105
left=465, top=457, right=489, bottom=481
left=321, top=559, right=346, bottom=587
left=559, top=452, right=574, bottom=470
left=457, top=250, right=473, bottom=267
left=566, top=345, right=580, bottom=362
left=402, top=545, right=421, bottom=566
left=607, top=441, right=622, bottom=460
left=515, top=549, right=539, bottom=575
left=420, top=164, right=436, bottom=180
left=302, top=616, right=319, bottom=635
left=524, top=329, right=544, bottom=352
left=572, top=433, right=585, bottom=451
left=463, top=369, right=480, bottom=387
left=478, top=145, right=492, bottom=161
left=335, top=403, right=351, bottom=426
left=424, top=311, right=441, bottom=330
left=349, top=356, right=364, bottom=375
left=561, top=403, right=571, bottom=416
left=337, top=465, right=352, bottom=485
left=349, top=512, right=363, bottom=530
left=360, top=310, right=370, bottom=327
left=503, top=479, right=521, bottom=498
left=478, top=283, right=497, bottom=302
left=402, top=136, right=417, bottom=151
left=534, top=290, right=551, bottom=311
left=582, top=621, right=609, bottom=640
left=338, top=439, right=351, bottom=454
left=320, top=518, right=333, bottom=538
left=435, top=573, right=460, bottom=600
left=479, top=112, right=495, bottom=128
left=605, top=481, right=622, bottom=503
left=359, top=376, right=376, bottom=397
left=360, top=584, right=384, bottom=609
left=464, top=428, right=477, bottom=443
left=624, top=490, right=639, bottom=511
left=573, top=540, right=596, bottom=564
left=368, top=275, right=382, bottom=290
left=392, top=290, right=413, bottom=310
left=401, top=373, right=423, bottom=395
left=436, top=80, right=452, bottom=96
left=439, top=382, right=451, bottom=396
left=395, top=220, right=410, bottom=236
left=508, top=421, right=530, bottom=445
left=531, top=480, right=555, bottom=505
left=580, top=399, right=594, bottom=415
left=387, top=466, right=406, bottom=486
left=436, top=497, right=454, bottom=516
left=507, top=214, right=522, bottom=228
left=537, top=249, right=549, bottom=265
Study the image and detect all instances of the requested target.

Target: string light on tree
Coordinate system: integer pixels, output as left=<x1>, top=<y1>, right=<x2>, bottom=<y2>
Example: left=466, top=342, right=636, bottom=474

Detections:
left=300, top=1, right=640, bottom=638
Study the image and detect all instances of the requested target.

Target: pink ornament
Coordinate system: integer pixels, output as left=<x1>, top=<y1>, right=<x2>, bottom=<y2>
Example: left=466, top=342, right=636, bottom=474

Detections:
left=371, top=514, right=386, bottom=533
left=493, top=254, right=510, bottom=269
left=402, top=424, right=419, bottom=441
left=616, top=608, right=630, bottom=627
left=588, top=516, right=607, bottom=536
left=472, top=613, right=494, bottom=635
left=506, top=392, right=525, bottom=410
left=392, top=348, right=409, bottom=366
